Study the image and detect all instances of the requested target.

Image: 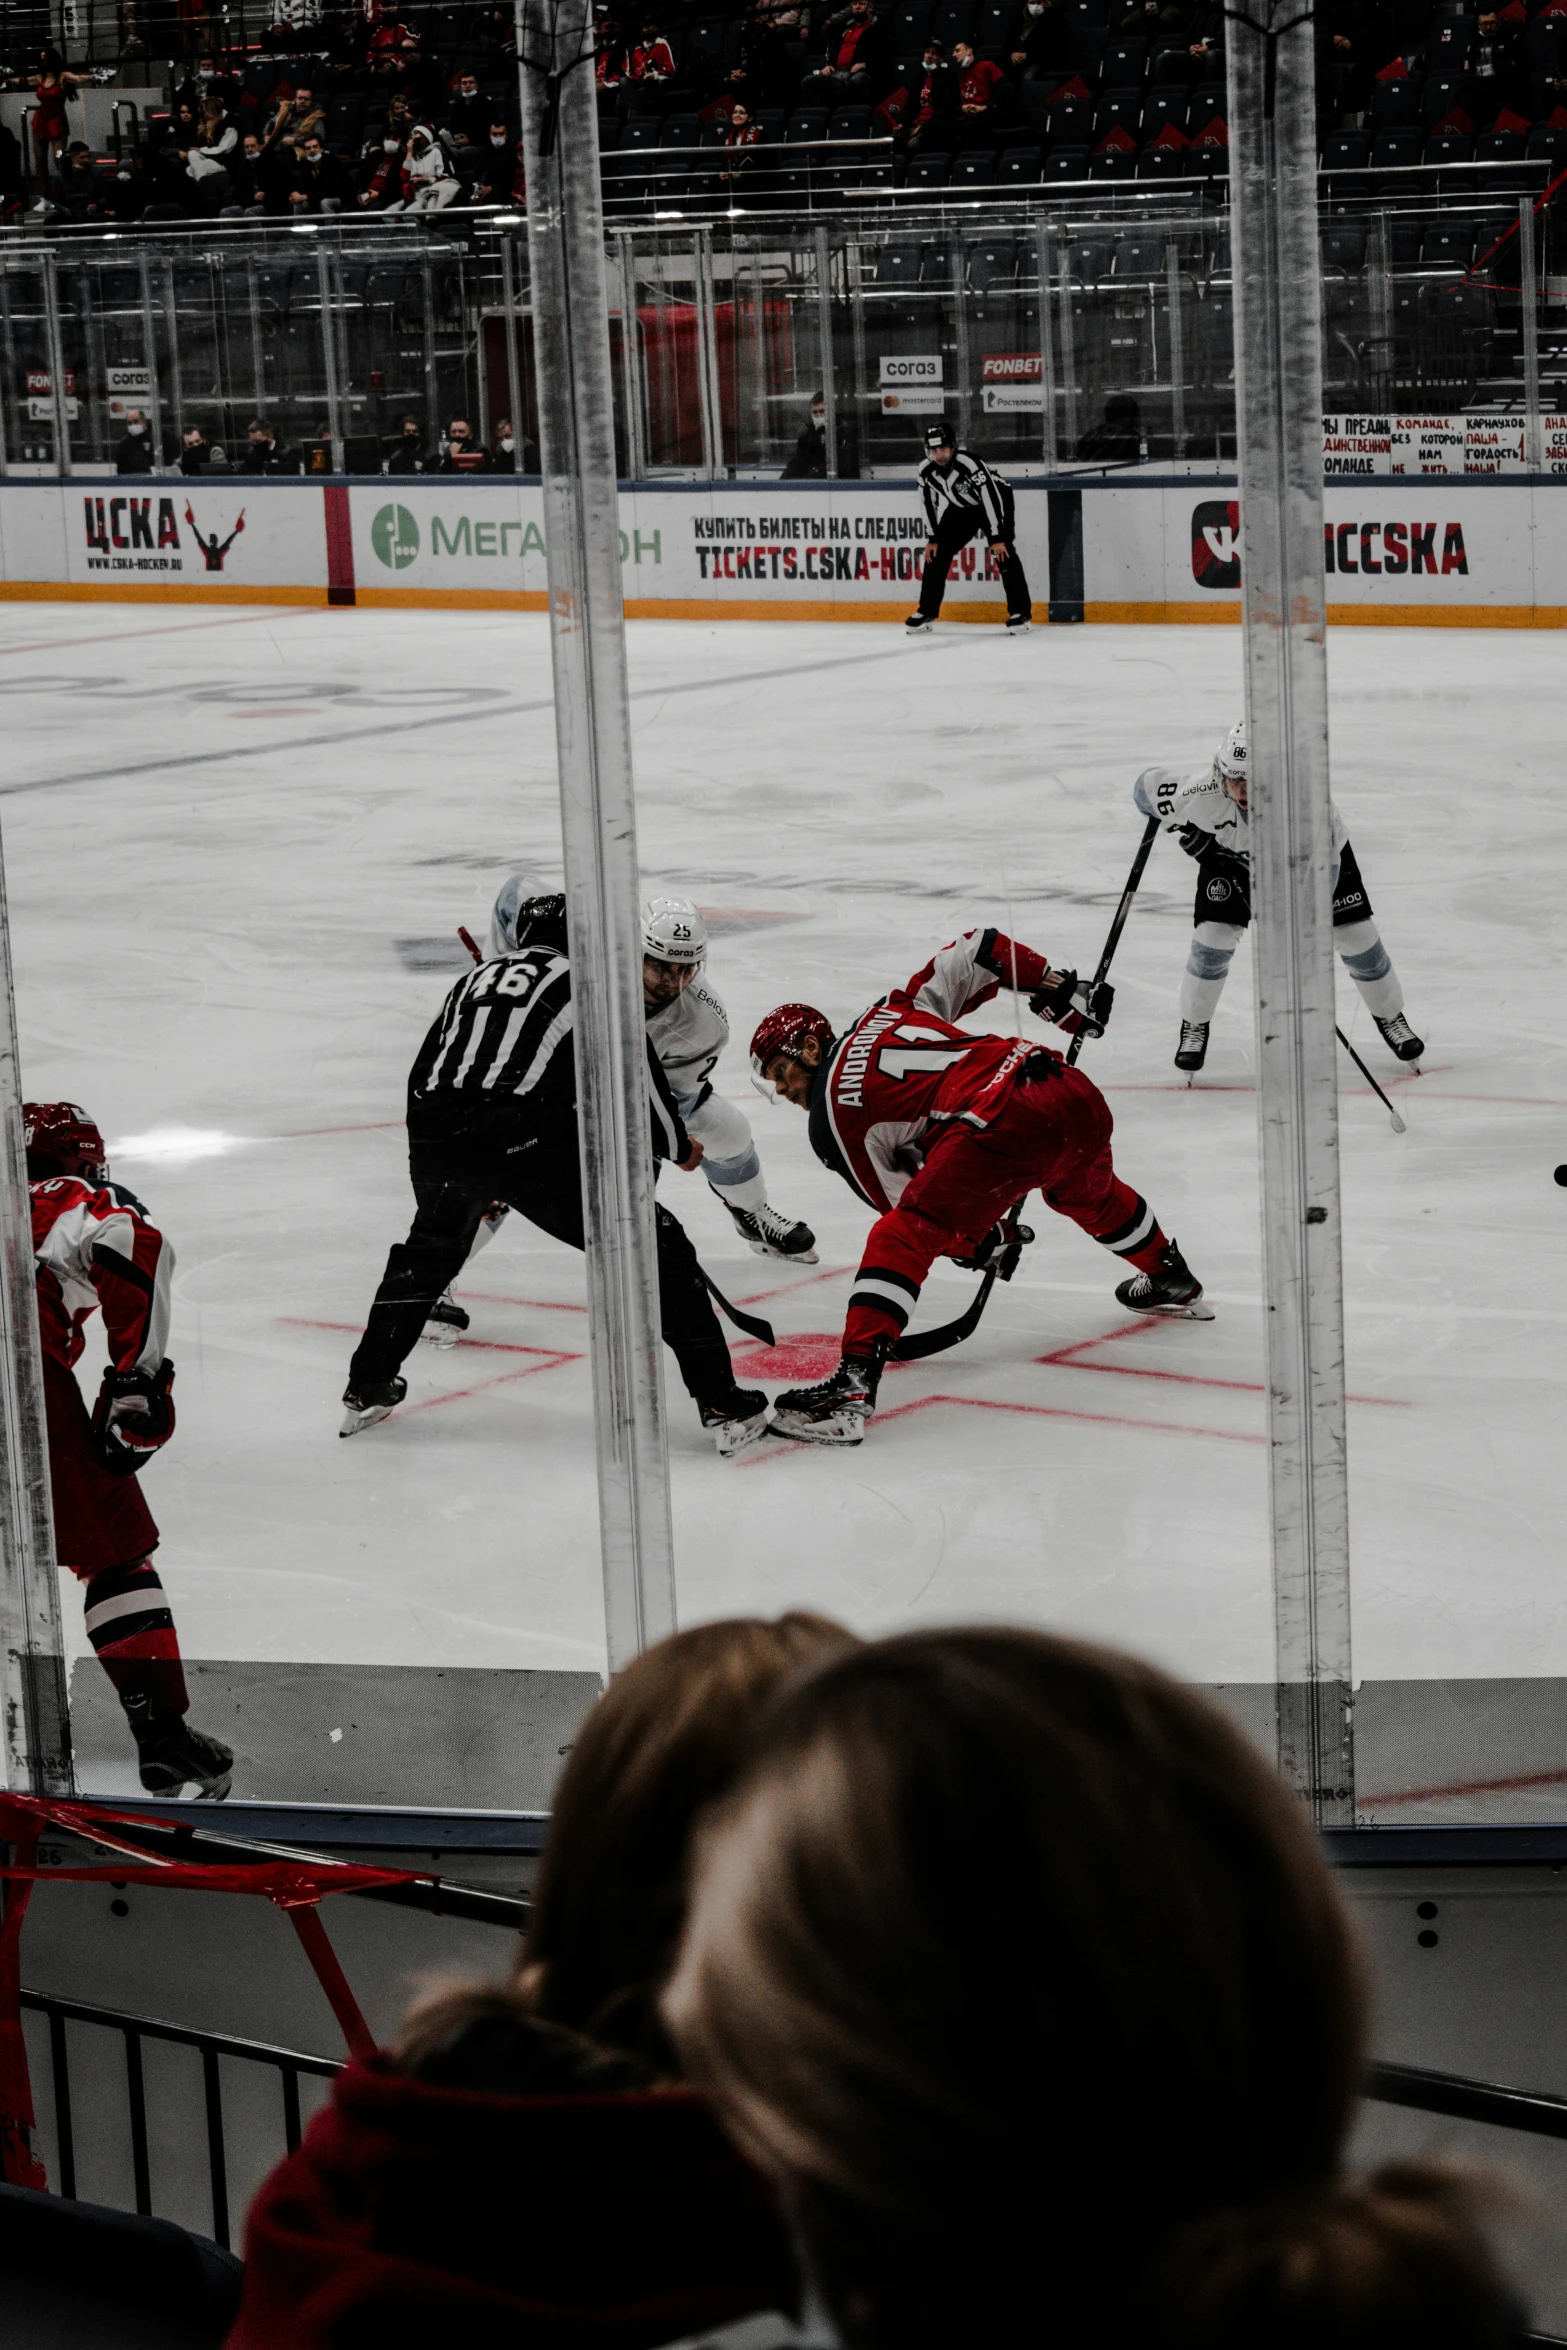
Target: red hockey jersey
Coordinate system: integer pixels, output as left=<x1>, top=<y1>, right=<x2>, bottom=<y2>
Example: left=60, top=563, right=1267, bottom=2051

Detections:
left=807, top=928, right=1058, bottom=1212
left=32, top=1176, right=172, bottom=1377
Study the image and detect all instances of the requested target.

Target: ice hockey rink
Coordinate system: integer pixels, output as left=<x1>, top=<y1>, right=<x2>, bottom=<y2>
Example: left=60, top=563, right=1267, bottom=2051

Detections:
left=9, top=599, right=1565, bottom=1815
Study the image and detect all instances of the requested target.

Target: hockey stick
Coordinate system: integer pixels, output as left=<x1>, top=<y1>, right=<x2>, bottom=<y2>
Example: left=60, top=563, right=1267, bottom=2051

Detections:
left=1065, top=813, right=1161, bottom=1068
left=1337, top=1026, right=1407, bottom=1135
left=696, top=1266, right=776, bottom=1347
left=458, top=924, right=483, bottom=965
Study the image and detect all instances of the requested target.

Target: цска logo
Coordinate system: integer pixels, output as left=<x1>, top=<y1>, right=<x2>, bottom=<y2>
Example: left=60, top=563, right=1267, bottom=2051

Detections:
left=371, top=504, right=420, bottom=569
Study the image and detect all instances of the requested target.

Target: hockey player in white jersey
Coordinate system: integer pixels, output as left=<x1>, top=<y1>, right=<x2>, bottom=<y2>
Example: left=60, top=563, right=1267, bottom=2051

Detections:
left=1135, top=720, right=1425, bottom=1076
left=424, top=879, right=815, bottom=1343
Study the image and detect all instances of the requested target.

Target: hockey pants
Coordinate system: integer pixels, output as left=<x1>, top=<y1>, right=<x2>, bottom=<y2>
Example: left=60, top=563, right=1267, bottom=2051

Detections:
left=349, top=1134, right=735, bottom=1401
left=1181, top=841, right=1405, bottom=1027
left=679, top=1087, right=767, bottom=1214
left=917, top=489, right=1032, bottom=622
left=43, top=1351, right=187, bottom=1717
left=843, top=1064, right=1170, bottom=1359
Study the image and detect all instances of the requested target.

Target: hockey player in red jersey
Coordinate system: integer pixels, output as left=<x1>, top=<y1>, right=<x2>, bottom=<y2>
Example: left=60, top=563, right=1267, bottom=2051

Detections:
left=27, top=1103, right=233, bottom=1797
left=749, top=928, right=1211, bottom=1445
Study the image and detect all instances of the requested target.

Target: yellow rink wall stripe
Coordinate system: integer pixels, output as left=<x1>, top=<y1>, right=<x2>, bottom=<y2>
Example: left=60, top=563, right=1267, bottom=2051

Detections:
left=2, top=579, right=1564, bottom=628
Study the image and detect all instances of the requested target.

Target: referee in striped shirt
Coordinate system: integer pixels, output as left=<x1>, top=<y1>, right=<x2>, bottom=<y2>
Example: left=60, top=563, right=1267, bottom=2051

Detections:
left=341, top=889, right=766, bottom=1452
left=906, top=420, right=1033, bottom=633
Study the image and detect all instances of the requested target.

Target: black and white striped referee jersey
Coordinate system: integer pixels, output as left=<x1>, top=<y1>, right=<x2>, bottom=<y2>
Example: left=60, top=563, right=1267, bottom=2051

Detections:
left=406, top=943, right=689, bottom=1159
left=917, top=447, right=1012, bottom=541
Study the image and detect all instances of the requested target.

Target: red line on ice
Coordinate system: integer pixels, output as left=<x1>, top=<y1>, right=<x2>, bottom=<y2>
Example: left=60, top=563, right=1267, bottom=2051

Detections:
left=1361, top=1765, right=1567, bottom=1808
left=0, top=610, right=285, bottom=658
left=1037, top=1319, right=1408, bottom=1407
left=281, top=1316, right=580, bottom=1362
left=398, top=1353, right=580, bottom=1418
left=278, top=1120, right=405, bottom=1139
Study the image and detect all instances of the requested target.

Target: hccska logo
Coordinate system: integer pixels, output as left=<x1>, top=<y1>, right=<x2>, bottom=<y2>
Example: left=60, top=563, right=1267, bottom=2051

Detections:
left=1191, top=499, right=1241, bottom=590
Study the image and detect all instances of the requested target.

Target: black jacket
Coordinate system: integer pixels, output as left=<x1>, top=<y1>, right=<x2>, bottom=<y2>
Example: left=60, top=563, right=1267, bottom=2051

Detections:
left=114, top=430, right=155, bottom=474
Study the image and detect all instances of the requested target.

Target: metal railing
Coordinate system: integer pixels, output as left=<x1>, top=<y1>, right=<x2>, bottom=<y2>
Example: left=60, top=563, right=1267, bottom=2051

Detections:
left=20, top=1985, right=340, bottom=2250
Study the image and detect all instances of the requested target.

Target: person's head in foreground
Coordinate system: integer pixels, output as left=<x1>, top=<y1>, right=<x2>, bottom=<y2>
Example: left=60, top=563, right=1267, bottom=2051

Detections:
left=401, top=1610, right=853, bottom=2073
left=664, top=1627, right=1516, bottom=2350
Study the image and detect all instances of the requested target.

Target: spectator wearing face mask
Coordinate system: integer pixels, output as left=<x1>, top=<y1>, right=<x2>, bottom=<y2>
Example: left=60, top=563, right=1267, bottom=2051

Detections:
left=115, top=407, right=155, bottom=474
left=178, top=426, right=211, bottom=476
left=489, top=418, right=539, bottom=472
left=907, top=38, right=957, bottom=148
left=228, top=131, right=274, bottom=208
left=627, top=18, right=676, bottom=78
left=384, top=414, right=428, bottom=472
left=1008, top=0, right=1077, bottom=81
left=465, top=119, right=518, bottom=199
left=286, top=131, right=352, bottom=209
left=781, top=391, right=828, bottom=479
left=398, top=122, right=461, bottom=210
left=950, top=38, right=1007, bottom=139
left=242, top=418, right=299, bottom=474
left=437, top=418, right=489, bottom=472
left=358, top=127, right=407, bottom=207
left=442, top=67, right=490, bottom=152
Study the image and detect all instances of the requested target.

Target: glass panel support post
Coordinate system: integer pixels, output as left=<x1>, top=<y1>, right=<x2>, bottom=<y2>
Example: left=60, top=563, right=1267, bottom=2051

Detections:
left=1228, top=0, right=1354, bottom=1827
left=520, top=0, right=677, bottom=1671
left=0, top=272, right=11, bottom=479
left=1057, top=241, right=1079, bottom=455
left=315, top=249, right=344, bottom=473
left=610, top=232, right=647, bottom=481
left=1520, top=195, right=1543, bottom=474
left=138, top=253, right=166, bottom=474
left=41, top=254, right=73, bottom=480
left=692, top=227, right=724, bottom=479
left=813, top=223, right=838, bottom=476
left=949, top=236, right=972, bottom=445
left=1166, top=235, right=1186, bottom=456
left=1036, top=220, right=1058, bottom=471
left=0, top=821, right=72, bottom=1797
left=500, top=230, right=528, bottom=468
left=160, top=260, right=185, bottom=449
left=1370, top=211, right=1392, bottom=414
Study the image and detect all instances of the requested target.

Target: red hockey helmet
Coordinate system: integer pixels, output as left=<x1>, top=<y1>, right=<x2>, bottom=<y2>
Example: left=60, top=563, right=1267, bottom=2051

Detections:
left=24, top=1102, right=107, bottom=1184
left=749, top=1003, right=834, bottom=1098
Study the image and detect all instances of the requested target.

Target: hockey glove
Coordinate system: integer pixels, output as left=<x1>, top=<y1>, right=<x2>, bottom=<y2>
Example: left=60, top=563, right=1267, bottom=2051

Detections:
left=1029, top=969, right=1115, bottom=1039
left=1176, top=821, right=1212, bottom=861
left=93, top=1360, right=176, bottom=1477
left=949, top=1215, right=1035, bottom=1278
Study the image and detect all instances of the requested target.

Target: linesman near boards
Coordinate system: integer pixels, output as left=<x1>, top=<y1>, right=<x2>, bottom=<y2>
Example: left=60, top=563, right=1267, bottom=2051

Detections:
left=907, top=420, right=1033, bottom=634
left=341, top=885, right=770, bottom=1456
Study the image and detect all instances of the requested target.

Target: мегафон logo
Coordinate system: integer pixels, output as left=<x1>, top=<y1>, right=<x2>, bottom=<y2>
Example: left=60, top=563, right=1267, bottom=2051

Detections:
left=371, top=504, right=420, bottom=569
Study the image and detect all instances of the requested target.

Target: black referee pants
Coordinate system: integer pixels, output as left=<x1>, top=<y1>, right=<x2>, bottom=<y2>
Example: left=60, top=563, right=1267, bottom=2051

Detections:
left=347, top=1132, right=735, bottom=1402
left=917, top=485, right=1031, bottom=622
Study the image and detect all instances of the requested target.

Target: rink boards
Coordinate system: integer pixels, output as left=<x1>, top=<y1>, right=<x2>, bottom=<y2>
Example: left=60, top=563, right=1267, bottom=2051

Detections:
left=0, top=473, right=1565, bottom=625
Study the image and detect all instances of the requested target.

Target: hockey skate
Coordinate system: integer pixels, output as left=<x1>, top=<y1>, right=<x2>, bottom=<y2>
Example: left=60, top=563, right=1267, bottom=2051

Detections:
left=1374, top=1013, right=1424, bottom=1064
left=698, top=1385, right=771, bottom=1458
left=771, top=1352, right=882, bottom=1447
left=123, top=1697, right=234, bottom=1801
left=722, top=1199, right=819, bottom=1264
left=904, top=613, right=934, bottom=633
left=1005, top=611, right=1032, bottom=633
left=1115, top=1240, right=1214, bottom=1322
left=423, top=1290, right=469, bottom=1349
left=339, top=1375, right=407, bottom=1436
left=1174, top=1021, right=1209, bottom=1074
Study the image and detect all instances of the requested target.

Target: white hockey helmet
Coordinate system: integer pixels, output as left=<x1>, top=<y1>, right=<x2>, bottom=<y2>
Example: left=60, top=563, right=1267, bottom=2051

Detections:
left=641, top=894, right=707, bottom=970
left=1213, top=718, right=1247, bottom=786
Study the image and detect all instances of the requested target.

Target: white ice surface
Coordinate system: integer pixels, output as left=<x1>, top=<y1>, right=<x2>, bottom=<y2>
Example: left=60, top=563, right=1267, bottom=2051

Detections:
left=5, top=603, right=1563, bottom=1706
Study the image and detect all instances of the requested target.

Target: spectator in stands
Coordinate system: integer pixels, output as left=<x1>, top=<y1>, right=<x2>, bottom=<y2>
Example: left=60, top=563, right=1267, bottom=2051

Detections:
left=49, top=139, right=102, bottom=216
left=907, top=38, right=957, bottom=150
left=357, top=129, right=407, bottom=207
left=242, top=418, right=298, bottom=473
left=490, top=417, right=539, bottom=470
left=284, top=130, right=352, bottom=208
left=229, top=132, right=273, bottom=208
left=230, top=1615, right=852, bottom=2350
left=951, top=39, right=1007, bottom=141
left=263, top=81, right=324, bottom=156
left=398, top=122, right=461, bottom=210
left=596, top=14, right=627, bottom=88
left=781, top=391, right=828, bottom=477
left=436, top=417, right=489, bottom=471
left=442, top=65, right=490, bottom=155
left=30, top=51, right=87, bottom=188
left=383, top=413, right=427, bottom=471
left=1076, top=391, right=1142, bottom=462
left=465, top=124, right=522, bottom=204
left=183, top=94, right=237, bottom=209
left=628, top=16, right=676, bottom=80
left=1469, top=8, right=1530, bottom=126
left=801, top=0, right=891, bottom=103
left=104, top=151, right=152, bottom=219
left=666, top=1627, right=1519, bottom=2350
left=177, top=426, right=211, bottom=475
left=114, top=408, right=155, bottom=473
left=1008, top=0, right=1078, bottom=83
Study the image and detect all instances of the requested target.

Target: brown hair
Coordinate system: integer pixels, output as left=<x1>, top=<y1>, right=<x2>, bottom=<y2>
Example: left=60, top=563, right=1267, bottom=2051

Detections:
left=399, top=1612, right=853, bottom=2078
left=664, top=1628, right=1513, bottom=2350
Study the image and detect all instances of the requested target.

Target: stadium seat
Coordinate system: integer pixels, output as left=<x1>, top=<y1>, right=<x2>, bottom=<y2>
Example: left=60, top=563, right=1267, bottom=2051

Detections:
left=786, top=106, right=828, bottom=141
left=1190, top=79, right=1225, bottom=121
left=1063, top=0, right=1107, bottom=24
left=1114, top=233, right=1165, bottom=278
left=1142, top=88, right=1189, bottom=142
left=1192, top=142, right=1229, bottom=179
left=968, top=236, right=1019, bottom=289
left=1388, top=214, right=1424, bottom=266
left=663, top=112, right=702, bottom=146
left=1138, top=142, right=1191, bottom=181
left=995, top=144, right=1043, bottom=186
left=949, top=149, right=996, bottom=186
left=1042, top=144, right=1090, bottom=182
left=1094, top=86, right=1143, bottom=142
left=1322, top=128, right=1371, bottom=175
left=1047, top=97, right=1091, bottom=145
left=1321, top=218, right=1368, bottom=272
left=1372, top=76, right=1421, bottom=128
left=1068, top=232, right=1114, bottom=284
left=1370, top=126, right=1423, bottom=176
left=827, top=104, right=871, bottom=139
left=756, top=110, right=788, bottom=141
left=974, top=0, right=1019, bottom=50
left=1427, top=14, right=1475, bottom=73
left=930, top=0, right=975, bottom=43
left=1526, top=123, right=1567, bottom=169
left=1090, top=141, right=1135, bottom=179
left=907, top=150, right=952, bottom=185
left=1422, top=72, right=1470, bottom=129
left=1100, top=34, right=1146, bottom=84
left=918, top=238, right=955, bottom=280
left=1016, top=83, right=1052, bottom=129
left=1422, top=215, right=1477, bottom=269
left=875, top=239, right=924, bottom=283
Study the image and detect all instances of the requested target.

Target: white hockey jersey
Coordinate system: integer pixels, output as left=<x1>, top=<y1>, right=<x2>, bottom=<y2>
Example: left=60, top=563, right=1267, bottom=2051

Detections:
left=1134, top=763, right=1347, bottom=864
left=648, top=976, right=730, bottom=1107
